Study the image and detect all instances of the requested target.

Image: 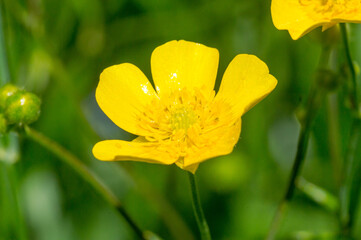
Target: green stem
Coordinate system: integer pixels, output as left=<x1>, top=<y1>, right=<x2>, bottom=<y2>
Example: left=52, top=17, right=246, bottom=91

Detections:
left=266, top=201, right=288, bottom=240
left=297, top=177, right=339, bottom=213
left=340, top=23, right=359, bottom=115
left=340, top=119, right=361, bottom=236
left=339, top=23, right=361, bottom=237
left=123, top=165, right=195, bottom=240
left=24, top=126, right=147, bottom=240
left=0, top=4, right=22, bottom=237
left=266, top=88, right=324, bottom=240
left=0, top=163, right=27, bottom=240
left=266, top=46, right=331, bottom=240
left=0, top=1, right=10, bottom=84
left=326, top=94, right=342, bottom=188
left=187, top=172, right=211, bottom=240
left=6, top=164, right=27, bottom=240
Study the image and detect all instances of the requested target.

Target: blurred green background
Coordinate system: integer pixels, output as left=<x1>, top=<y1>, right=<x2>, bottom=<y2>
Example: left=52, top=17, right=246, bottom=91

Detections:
left=1, top=0, right=361, bottom=239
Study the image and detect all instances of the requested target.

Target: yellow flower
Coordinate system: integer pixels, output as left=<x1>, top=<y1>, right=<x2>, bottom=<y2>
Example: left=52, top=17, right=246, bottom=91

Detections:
left=271, top=0, right=361, bottom=40
left=92, top=40, right=277, bottom=173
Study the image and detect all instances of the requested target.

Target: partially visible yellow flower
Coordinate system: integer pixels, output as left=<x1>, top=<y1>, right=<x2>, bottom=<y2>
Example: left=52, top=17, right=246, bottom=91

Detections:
left=271, top=0, right=361, bottom=40
left=92, top=40, right=277, bottom=173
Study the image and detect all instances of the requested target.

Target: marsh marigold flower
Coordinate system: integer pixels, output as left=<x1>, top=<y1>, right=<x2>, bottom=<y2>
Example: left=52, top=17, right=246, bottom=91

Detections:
left=92, top=40, right=277, bottom=173
left=271, top=0, right=361, bottom=40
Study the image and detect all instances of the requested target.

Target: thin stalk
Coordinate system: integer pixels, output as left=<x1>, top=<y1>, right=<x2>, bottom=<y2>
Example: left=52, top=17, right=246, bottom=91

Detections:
left=0, top=163, right=9, bottom=237
left=123, top=165, right=195, bottom=240
left=297, top=177, right=339, bottom=213
left=266, top=84, right=326, bottom=240
left=0, top=4, right=25, bottom=239
left=326, top=94, right=342, bottom=188
left=0, top=1, right=9, bottom=84
left=339, top=23, right=361, bottom=237
left=6, top=164, right=27, bottom=240
left=266, top=46, right=331, bottom=240
left=266, top=113, right=315, bottom=240
left=340, top=23, right=359, bottom=115
left=188, top=172, right=211, bottom=240
left=266, top=201, right=288, bottom=240
left=0, top=163, right=27, bottom=240
left=24, top=126, right=147, bottom=240
left=340, top=119, right=361, bottom=236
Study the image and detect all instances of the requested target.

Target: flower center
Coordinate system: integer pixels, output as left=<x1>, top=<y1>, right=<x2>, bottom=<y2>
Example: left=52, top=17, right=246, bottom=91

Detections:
left=139, top=87, right=218, bottom=143
left=137, top=86, right=234, bottom=164
left=170, top=106, right=197, bottom=130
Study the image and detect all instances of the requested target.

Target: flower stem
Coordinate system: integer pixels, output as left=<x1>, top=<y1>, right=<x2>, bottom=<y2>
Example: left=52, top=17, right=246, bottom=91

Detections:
left=187, top=172, right=211, bottom=240
left=340, top=119, right=361, bottom=236
left=297, top=177, right=339, bottom=213
left=0, top=163, right=28, bottom=240
left=0, top=5, right=25, bottom=239
left=326, top=94, right=342, bottom=188
left=339, top=23, right=361, bottom=237
left=266, top=46, right=331, bottom=240
left=24, top=126, right=147, bottom=240
left=123, top=165, right=195, bottom=240
left=0, top=1, right=10, bottom=84
left=266, top=114, right=315, bottom=240
left=340, top=23, right=359, bottom=115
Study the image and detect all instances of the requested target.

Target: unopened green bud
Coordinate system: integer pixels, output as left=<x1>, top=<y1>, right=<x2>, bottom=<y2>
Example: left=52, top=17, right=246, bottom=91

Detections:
left=4, top=91, right=41, bottom=125
left=0, top=114, right=7, bottom=134
left=0, top=84, right=20, bottom=110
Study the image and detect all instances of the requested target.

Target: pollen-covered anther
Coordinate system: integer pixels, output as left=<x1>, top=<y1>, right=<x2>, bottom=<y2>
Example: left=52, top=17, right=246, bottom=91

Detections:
left=170, top=106, right=197, bottom=130
left=139, top=87, right=218, bottom=145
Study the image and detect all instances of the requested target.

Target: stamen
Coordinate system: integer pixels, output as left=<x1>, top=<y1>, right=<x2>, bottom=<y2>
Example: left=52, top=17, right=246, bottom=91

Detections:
left=138, top=87, right=228, bottom=160
left=170, top=107, right=196, bottom=130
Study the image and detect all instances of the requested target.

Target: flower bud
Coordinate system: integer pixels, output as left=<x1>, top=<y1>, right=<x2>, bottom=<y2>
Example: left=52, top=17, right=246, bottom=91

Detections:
left=0, top=114, right=7, bottom=134
left=4, top=91, right=41, bottom=125
left=0, top=84, right=20, bottom=110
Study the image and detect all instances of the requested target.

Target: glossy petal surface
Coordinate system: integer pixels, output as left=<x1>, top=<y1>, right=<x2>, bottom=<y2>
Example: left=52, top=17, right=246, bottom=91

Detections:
left=215, top=54, right=277, bottom=120
left=93, top=139, right=177, bottom=164
left=151, top=40, right=219, bottom=96
left=96, top=63, right=158, bottom=136
left=272, top=0, right=361, bottom=40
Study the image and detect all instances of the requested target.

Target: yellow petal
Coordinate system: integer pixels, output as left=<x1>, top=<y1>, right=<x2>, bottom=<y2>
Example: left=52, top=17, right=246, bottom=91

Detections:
left=214, top=54, right=277, bottom=120
left=175, top=161, right=199, bottom=174
left=321, top=22, right=337, bottom=32
left=178, top=119, right=242, bottom=173
left=96, top=63, right=158, bottom=136
left=334, top=14, right=361, bottom=24
left=92, top=139, right=178, bottom=165
left=271, top=0, right=329, bottom=40
left=151, top=40, right=219, bottom=96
